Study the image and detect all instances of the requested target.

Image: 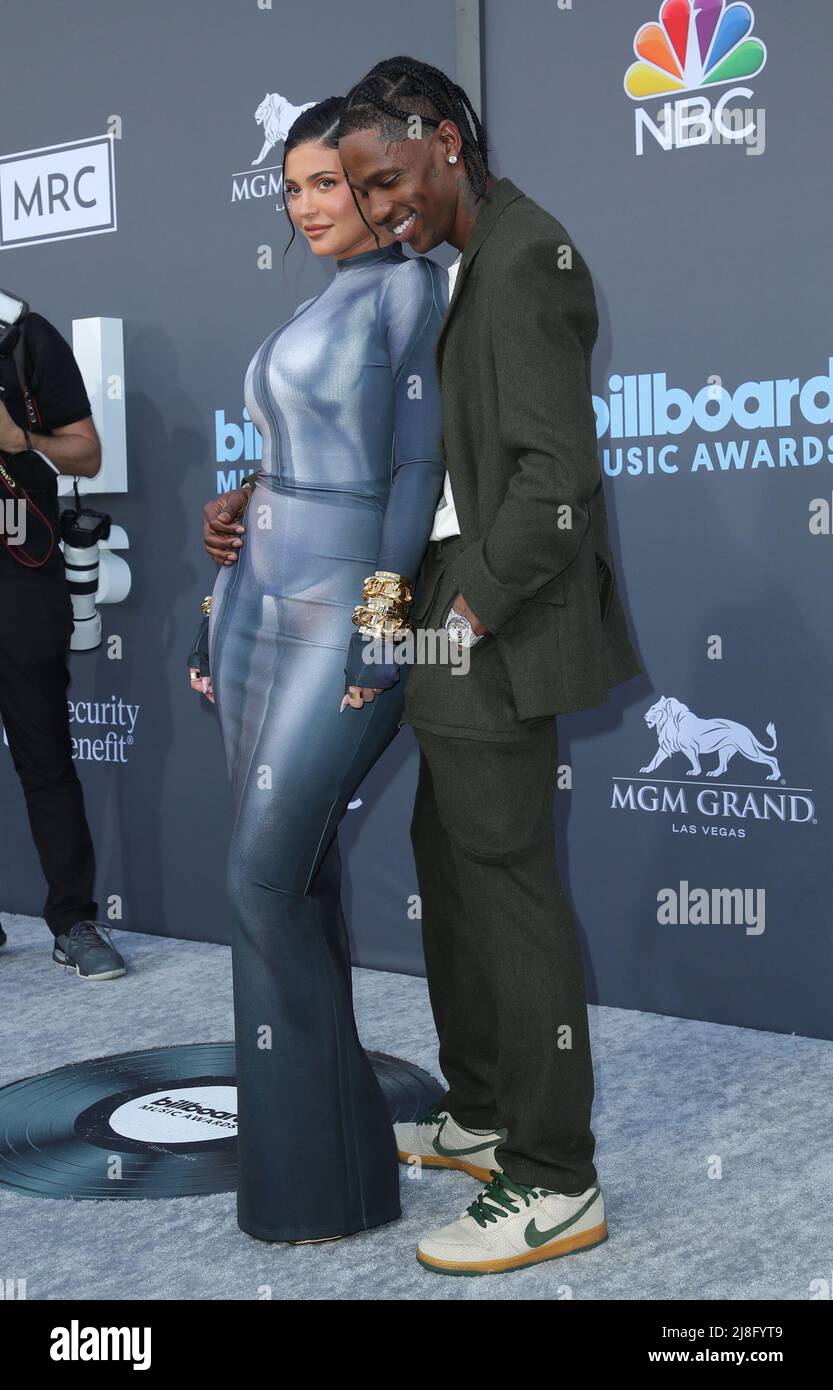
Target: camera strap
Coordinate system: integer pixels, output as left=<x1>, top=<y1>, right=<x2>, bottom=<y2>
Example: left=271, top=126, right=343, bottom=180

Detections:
left=10, top=317, right=40, bottom=449
left=0, top=316, right=57, bottom=568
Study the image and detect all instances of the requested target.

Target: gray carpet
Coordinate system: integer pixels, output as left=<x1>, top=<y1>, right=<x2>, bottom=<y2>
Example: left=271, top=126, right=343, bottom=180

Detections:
left=1, top=913, right=830, bottom=1301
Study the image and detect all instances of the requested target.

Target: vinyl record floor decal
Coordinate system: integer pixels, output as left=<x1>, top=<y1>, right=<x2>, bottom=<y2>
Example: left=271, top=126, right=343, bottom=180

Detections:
left=0, top=1043, right=443, bottom=1199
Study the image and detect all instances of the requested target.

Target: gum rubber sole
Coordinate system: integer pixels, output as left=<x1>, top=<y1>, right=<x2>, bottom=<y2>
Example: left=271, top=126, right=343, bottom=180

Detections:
left=397, top=1150, right=496, bottom=1183
left=416, top=1219, right=609, bottom=1276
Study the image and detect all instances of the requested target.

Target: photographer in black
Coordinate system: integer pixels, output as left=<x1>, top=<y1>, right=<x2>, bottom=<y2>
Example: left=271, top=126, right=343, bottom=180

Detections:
left=0, top=296, right=125, bottom=979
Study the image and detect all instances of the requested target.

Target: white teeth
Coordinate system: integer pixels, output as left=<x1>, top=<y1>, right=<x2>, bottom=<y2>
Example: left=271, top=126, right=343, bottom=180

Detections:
left=393, top=211, right=415, bottom=235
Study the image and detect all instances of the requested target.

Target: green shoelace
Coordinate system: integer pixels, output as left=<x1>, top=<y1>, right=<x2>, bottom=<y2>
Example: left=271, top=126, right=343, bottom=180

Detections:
left=466, top=1171, right=544, bottom=1228
left=416, top=1102, right=445, bottom=1128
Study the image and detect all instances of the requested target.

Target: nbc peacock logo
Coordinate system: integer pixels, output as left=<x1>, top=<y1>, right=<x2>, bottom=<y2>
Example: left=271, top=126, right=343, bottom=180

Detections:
left=625, top=0, right=767, bottom=101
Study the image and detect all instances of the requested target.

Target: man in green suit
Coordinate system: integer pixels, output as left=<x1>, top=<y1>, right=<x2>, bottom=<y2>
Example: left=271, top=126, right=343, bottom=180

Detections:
left=339, top=57, right=641, bottom=1276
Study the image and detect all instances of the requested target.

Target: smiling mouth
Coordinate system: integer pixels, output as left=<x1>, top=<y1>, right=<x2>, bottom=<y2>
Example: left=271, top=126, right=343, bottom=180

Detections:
left=391, top=210, right=416, bottom=237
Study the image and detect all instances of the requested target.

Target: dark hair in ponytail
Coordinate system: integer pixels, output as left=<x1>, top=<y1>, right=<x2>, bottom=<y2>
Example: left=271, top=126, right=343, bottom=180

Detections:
left=282, top=97, right=366, bottom=262
left=338, top=55, right=490, bottom=199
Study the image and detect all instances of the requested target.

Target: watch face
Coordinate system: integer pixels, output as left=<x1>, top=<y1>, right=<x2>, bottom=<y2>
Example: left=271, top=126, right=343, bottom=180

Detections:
left=445, top=611, right=481, bottom=647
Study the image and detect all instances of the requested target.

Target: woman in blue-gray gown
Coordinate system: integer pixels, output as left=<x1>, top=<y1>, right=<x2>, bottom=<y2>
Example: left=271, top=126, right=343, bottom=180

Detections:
left=190, top=98, right=447, bottom=1242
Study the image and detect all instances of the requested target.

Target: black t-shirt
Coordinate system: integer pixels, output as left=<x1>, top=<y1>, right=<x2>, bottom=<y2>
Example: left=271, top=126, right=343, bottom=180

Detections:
left=0, top=311, right=92, bottom=434
left=0, top=311, right=92, bottom=575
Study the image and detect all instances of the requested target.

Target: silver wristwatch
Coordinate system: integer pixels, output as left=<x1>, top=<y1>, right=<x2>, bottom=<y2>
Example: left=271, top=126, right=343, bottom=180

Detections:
left=445, top=609, right=483, bottom=648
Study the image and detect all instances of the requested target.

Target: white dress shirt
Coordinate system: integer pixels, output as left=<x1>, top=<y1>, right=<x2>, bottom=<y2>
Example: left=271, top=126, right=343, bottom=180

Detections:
left=428, top=253, right=463, bottom=541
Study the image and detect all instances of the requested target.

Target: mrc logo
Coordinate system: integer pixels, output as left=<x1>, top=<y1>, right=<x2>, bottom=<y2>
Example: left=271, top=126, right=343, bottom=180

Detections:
left=624, top=0, right=768, bottom=155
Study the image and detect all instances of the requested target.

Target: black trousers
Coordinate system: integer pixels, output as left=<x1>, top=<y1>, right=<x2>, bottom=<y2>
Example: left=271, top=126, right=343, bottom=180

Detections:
left=0, top=571, right=97, bottom=938
left=409, top=723, right=598, bottom=1194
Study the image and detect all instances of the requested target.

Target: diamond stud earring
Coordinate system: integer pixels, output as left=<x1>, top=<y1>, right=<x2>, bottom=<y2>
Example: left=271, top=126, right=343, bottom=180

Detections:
left=448, top=154, right=458, bottom=164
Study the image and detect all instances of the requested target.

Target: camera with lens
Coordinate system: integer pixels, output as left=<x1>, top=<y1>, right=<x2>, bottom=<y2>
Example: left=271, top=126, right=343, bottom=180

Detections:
left=0, top=286, right=115, bottom=648
left=59, top=504, right=112, bottom=649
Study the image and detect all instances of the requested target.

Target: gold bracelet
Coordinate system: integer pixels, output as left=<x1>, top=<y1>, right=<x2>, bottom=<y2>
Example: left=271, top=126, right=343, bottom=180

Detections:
left=352, top=604, right=410, bottom=638
left=364, top=578, right=412, bottom=600
left=358, top=594, right=408, bottom=620
left=361, top=570, right=414, bottom=605
left=355, top=619, right=410, bottom=639
left=352, top=568, right=414, bottom=640
left=201, top=595, right=212, bottom=616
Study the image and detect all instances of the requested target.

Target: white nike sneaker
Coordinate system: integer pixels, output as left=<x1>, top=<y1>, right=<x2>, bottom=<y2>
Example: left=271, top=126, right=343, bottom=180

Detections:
left=395, top=1102, right=507, bottom=1183
left=416, top=1171, right=608, bottom=1276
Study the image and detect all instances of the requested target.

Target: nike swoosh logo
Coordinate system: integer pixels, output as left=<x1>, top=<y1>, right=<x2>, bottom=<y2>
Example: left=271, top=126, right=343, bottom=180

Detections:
left=524, top=1187, right=601, bottom=1248
left=432, top=1117, right=505, bottom=1158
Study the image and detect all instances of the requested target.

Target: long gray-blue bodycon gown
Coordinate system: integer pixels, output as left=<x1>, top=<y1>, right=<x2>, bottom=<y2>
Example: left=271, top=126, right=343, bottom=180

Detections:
left=208, top=242, right=447, bottom=1241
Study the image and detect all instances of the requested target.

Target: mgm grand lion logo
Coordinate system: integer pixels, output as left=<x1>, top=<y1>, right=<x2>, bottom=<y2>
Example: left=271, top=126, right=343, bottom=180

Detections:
left=640, top=696, right=781, bottom=782
left=612, top=696, right=813, bottom=826
left=251, top=92, right=316, bottom=167
left=231, top=92, right=317, bottom=207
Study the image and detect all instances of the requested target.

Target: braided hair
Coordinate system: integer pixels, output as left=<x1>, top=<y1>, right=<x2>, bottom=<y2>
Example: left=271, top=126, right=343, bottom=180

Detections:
left=338, top=56, right=490, bottom=199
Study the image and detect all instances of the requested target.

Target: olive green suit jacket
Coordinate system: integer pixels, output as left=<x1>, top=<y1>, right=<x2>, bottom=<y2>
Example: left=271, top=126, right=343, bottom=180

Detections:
left=415, top=176, right=641, bottom=721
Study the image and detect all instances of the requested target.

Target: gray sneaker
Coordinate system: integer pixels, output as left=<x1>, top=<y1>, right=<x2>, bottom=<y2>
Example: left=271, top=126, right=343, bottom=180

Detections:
left=395, top=1102, right=507, bottom=1183
left=52, top=921, right=126, bottom=980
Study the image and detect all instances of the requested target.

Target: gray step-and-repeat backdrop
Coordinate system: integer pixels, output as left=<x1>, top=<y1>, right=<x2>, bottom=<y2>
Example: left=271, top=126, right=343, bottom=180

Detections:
left=1, top=1, right=830, bottom=1041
